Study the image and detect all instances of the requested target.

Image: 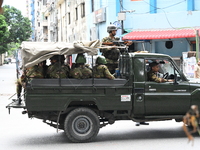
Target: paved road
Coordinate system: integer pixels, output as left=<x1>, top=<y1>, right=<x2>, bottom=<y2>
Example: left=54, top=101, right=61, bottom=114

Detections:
left=0, top=63, right=200, bottom=150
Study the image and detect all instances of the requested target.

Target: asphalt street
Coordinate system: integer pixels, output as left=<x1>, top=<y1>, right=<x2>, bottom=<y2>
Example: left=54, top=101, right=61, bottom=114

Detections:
left=0, top=63, right=200, bottom=150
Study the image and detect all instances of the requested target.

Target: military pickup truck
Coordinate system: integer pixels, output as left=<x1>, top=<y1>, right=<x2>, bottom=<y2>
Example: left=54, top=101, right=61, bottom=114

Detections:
left=7, top=41, right=200, bottom=143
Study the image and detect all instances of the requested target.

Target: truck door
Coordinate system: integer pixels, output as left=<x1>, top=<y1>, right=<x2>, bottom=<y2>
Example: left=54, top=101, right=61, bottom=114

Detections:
left=132, top=58, right=146, bottom=116
left=144, top=59, right=190, bottom=115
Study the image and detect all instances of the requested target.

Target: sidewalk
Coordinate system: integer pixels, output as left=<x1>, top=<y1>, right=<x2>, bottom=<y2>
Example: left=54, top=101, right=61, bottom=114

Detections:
left=0, top=63, right=16, bottom=96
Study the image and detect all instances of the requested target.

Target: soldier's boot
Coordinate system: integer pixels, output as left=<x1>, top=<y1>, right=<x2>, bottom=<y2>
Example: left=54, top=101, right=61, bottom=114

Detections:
left=17, top=94, right=22, bottom=105
left=139, top=122, right=149, bottom=125
left=135, top=122, right=149, bottom=126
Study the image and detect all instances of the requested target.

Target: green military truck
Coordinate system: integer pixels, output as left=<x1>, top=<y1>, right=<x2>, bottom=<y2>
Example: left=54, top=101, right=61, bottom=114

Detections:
left=7, top=41, right=200, bottom=143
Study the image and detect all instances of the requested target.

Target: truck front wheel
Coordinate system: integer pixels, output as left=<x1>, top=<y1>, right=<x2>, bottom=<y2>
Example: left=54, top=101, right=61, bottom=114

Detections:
left=64, top=107, right=100, bottom=142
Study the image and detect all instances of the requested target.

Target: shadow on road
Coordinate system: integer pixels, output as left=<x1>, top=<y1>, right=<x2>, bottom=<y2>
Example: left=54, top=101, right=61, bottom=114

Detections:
left=11, top=125, right=199, bottom=145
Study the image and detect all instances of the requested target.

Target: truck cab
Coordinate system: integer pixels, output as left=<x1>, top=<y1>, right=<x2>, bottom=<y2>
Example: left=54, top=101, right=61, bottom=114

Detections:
left=124, top=53, right=191, bottom=119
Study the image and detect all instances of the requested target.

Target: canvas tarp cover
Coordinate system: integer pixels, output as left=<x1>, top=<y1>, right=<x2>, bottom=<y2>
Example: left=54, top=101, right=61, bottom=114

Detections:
left=21, top=40, right=100, bottom=68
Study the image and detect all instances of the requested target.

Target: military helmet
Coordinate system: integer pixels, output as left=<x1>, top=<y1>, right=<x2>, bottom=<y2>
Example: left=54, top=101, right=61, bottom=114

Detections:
left=75, top=54, right=86, bottom=63
left=107, top=24, right=117, bottom=33
left=149, top=62, right=159, bottom=68
left=60, top=55, right=65, bottom=61
left=50, top=55, right=65, bottom=61
left=96, top=56, right=107, bottom=65
left=50, top=55, right=60, bottom=61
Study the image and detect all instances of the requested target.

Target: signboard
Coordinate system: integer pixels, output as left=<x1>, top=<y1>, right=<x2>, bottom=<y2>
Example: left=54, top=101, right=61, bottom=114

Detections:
left=121, top=95, right=131, bottom=102
left=182, top=52, right=196, bottom=78
left=93, top=7, right=106, bottom=24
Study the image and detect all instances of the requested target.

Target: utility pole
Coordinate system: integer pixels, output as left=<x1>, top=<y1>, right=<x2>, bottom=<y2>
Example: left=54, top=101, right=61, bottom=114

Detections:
left=118, top=0, right=124, bottom=34
left=196, top=30, right=199, bottom=62
left=118, top=1, right=135, bottom=35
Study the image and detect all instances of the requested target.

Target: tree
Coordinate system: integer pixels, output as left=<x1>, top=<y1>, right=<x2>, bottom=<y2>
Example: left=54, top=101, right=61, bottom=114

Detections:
left=0, top=0, right=3, bottom=14
left=0, top=15, right=9, bottom=42
left=0, top=5, right=32, bottom=54
left=0, top=15, right=9, bottom=54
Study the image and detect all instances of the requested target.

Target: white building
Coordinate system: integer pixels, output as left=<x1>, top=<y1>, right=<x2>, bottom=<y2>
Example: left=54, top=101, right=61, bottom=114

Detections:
left=30, top=0, right=87, bottom=42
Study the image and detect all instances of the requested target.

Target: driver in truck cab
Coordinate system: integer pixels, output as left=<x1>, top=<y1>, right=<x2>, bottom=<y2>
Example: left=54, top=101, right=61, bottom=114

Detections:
left=147, top=62, right=173, bottom=83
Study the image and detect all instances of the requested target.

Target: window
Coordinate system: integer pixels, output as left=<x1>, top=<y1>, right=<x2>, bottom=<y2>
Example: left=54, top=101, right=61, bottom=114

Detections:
left=68, top=12, right=71, bottom=24
left=191, top=43, right=196, bottom=51
left=119, top=54, right=130, bottom=79
left=91, top=0, right=94, bottom=12
left=43, top=0, right=47, bottom=5
left=81, top=2, right=85, bottom=18
left=165, top=41, right=173, bottom=49
left=75, top=7, right=78, bottom=20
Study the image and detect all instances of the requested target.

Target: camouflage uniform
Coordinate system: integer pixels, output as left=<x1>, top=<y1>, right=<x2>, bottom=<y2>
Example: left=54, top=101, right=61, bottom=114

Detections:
left=47, top=62, right=69, bottom=78
left=16, top=65, right=44, bottom=104
left=101, top=36, right=120, bottom=74
left=147, top=70, right=167, bottom=83
left=93, top=64, right=115, bottom=79
left=70, top=65, right=92, bottom=79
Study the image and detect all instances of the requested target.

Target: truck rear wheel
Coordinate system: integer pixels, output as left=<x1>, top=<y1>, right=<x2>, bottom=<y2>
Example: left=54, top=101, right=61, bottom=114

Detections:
left=64, top=107, right=100, bottom=142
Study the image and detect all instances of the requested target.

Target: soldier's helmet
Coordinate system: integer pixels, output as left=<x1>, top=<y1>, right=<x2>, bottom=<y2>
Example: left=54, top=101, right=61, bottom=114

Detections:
left=50, top=55, right=60, bottom=61
left=75, top=54, right=86, bottom=64
left=96, top=56, right=107, bottom=65
left=50, top=55, right=65, bottom=61
left=149, top=62, right=159, bottom=68
left=107, top=24, right=117, bottom=33
left=60, top=55, right=65, bottom=60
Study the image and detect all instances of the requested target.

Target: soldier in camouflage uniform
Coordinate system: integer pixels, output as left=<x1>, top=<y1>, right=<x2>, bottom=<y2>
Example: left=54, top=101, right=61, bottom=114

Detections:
left=101, top=24, right=120, bottom=74
left=69, top=54, right=92, bottom=79
left=147, top=62, right=173, bottom=83
left=39, top=60, right=48, bottom=78
left=93, top=56, right=115, bottom=80
left=47, top=55, right=69, bottom=78
left=16, top=64, right=44, bottom=104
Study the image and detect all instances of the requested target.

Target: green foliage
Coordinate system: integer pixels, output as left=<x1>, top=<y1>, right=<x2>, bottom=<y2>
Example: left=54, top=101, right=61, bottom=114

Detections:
left=0, top=44, right=8, bottom=54
left=0, top=15, right=9, bottom=43
left=0, top=5, right=32, bottom=54
left=7, top=42, right=18, bottom=56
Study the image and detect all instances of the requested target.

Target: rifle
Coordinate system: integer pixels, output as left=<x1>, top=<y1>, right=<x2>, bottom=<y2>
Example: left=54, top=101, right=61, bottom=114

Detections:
left=102, top=41, right=132, bottom=46
left=99, top=40, right=132, bottom=50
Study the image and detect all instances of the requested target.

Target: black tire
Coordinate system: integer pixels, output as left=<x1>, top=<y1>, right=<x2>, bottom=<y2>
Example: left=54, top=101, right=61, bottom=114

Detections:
left=64, top=107, right=100, bottom=143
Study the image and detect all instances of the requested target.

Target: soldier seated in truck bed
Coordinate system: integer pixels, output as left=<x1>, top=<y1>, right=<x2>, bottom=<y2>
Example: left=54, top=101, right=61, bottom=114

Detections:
left=69, top=54, right=92, bottom=79
left=16, top=63, right=44, bottom=104
left=93, top=56, right=115, bottom=80
left=47, top=55, right=70, bottom=78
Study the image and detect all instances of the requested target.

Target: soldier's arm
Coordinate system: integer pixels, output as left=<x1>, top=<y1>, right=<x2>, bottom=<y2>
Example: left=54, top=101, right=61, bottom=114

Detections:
left=103, top=66, right=115, bottom=79
left=101, top=37, right=116, bottom=51
left=150, top=74, right=167, bottom=83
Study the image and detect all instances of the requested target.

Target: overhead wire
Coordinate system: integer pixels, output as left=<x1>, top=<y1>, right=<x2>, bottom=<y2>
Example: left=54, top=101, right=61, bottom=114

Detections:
left=120, top=0, right=187, bottom=29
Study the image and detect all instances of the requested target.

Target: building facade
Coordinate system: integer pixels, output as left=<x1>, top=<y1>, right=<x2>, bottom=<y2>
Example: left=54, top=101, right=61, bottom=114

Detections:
left=122, top=0, right=200, bottom=57
left=29, top=0, right=200, bottom=58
